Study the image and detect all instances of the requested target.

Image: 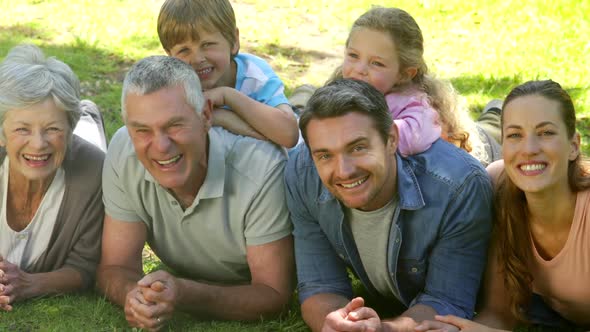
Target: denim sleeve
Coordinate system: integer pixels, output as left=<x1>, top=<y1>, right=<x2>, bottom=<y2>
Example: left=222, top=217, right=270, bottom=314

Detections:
left=284, top=154, right=353, bottom=304
left=410, top=171, right=493, bottom=318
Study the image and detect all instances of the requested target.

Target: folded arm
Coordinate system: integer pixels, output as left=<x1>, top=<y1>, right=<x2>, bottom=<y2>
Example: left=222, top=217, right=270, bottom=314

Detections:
left=0, top=260, right=83, bottom=311
left=149, top=236, right=295, bottom=320
left=96, top=214, right=146, bottom=306
left=205, top=87, right=299, bottom=147
left=211, top=108, right=266, bottom=140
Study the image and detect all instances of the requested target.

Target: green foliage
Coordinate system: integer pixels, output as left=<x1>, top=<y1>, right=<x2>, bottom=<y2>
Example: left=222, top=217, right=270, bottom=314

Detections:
left=0, top=0, right=589, bottom=330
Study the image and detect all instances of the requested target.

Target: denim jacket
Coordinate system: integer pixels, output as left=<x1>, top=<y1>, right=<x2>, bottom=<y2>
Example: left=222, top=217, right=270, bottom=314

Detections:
left=285, top=139, right=493, bottom=318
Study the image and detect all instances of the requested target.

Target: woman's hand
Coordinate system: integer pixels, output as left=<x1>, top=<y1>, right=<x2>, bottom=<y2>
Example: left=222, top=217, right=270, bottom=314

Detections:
left=0, top=257, right=35, bottom=311
left=415, top=315, right=501, bottom=332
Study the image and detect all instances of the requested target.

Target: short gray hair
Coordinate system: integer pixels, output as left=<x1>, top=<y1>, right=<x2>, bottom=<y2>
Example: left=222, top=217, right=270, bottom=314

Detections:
left=121, top=55, right=204, bottom=121
left=0, top=44, right=82, bottom=141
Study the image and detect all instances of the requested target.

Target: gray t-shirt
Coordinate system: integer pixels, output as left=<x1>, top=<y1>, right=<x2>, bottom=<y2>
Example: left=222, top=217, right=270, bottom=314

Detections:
left=346, top=199, right=400, bottom=299
left=103, top=126, right=292, bottom=283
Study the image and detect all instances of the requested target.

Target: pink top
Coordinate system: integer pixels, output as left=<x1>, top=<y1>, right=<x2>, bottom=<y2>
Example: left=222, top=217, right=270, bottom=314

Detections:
left=531, top=190, right=590, bottom=325
left=385, top=90, right=441, bottom=156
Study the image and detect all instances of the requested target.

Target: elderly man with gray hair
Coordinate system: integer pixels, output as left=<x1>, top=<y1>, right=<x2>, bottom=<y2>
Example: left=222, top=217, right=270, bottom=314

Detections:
left=96, top=55, right=294, bottom=330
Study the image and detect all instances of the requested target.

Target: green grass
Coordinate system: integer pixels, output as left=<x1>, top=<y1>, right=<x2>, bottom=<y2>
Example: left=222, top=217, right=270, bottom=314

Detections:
left=0, top=294, right=308, bottom=331
left=0, top=0, right=589, bottom=330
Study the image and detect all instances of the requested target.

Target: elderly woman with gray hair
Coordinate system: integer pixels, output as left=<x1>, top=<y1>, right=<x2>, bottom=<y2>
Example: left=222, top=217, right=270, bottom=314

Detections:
left=0, top=44, right=105, bottom=311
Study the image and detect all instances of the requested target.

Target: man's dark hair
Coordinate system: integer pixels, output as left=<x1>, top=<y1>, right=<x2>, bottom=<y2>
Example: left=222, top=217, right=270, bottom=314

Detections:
left=299, top=79, right=393, bottom=144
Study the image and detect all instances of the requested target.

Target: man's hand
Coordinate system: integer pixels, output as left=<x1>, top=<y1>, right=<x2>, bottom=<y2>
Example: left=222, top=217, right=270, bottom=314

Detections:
left=0, top=256, right=33, bottom=311
left=415, top=315, right=491, bottom=332
left=322, top=297, right=383, bottom=332
left=124, top=286, right=150, bottom=329
left=124, top=270, right=180, bottom=331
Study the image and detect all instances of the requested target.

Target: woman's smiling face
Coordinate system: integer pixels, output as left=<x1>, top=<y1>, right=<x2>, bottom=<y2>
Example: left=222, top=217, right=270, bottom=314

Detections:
left=502, top=94, right=580, bottom=194
left=1, top=98, right=70, bottom=181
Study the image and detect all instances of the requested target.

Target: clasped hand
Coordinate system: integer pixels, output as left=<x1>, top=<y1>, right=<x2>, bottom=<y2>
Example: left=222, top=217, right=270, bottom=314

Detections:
left=124, top=270, right=180, bottom=331
left=415, top=315, right=495, bottom=332
left=0, top=255, right=33, bottom=311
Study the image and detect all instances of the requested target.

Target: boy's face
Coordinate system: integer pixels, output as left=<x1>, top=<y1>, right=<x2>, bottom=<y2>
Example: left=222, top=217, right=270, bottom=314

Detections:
left=167, top=28, right=239, bottom=90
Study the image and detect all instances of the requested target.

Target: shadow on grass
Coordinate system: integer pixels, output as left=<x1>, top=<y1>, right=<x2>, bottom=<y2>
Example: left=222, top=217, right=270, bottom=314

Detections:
left=247, top=43, right=335, bottom=63
left=451, top=74, right=589, bottom=109
left=451, top=74, right=523, bottom=114
left=450, top=74, right=590, bottom=153
left=0, top=23, right=135, bottom=139
left=244, top=42, right=338, bottom=93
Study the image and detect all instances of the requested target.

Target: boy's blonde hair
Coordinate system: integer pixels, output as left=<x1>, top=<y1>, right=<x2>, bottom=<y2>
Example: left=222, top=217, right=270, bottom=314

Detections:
left=158, top=0, right=238, bottom=53
left=335, top=7, right=489, bottom=163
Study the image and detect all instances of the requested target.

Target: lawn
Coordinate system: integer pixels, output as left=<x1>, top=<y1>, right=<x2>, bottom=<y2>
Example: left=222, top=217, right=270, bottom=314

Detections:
left=0, top=0, right=589, bottom=331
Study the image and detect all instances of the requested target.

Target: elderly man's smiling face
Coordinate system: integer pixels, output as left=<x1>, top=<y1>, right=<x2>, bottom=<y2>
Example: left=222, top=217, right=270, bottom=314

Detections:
left=306, top=111, right=398, bottom=211
left=124, top=84, right=210, bottom=200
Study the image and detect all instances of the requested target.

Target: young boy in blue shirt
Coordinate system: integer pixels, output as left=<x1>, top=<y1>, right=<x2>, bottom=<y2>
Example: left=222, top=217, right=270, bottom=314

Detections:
left=157, top=0, right=299, bottom=148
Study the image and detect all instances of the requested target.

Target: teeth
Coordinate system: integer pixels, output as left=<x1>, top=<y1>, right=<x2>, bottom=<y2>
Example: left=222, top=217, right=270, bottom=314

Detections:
left=24, top=154, right=49, bottom=161
left=197, top=67, right=212, bottom=75
left=157, top=155, right=181, bottom=165
left=520, top=164, right=545, bottom=172
left=341, top=177, right=367, bottom=188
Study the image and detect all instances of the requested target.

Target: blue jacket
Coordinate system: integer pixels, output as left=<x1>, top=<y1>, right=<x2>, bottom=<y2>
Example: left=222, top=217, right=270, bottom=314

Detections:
left=285, top=139, right=493, bottom=318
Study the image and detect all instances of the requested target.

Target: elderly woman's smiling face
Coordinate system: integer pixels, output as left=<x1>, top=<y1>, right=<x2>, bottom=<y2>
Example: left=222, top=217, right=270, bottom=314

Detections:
left=1, top=98, right=69, bottom=181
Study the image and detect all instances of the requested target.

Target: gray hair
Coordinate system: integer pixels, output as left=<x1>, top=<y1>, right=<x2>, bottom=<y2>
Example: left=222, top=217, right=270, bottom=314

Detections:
left=121, top=55, right=204, bottom=121
left=0, top=44, right=82, bottom=141
left=299, top=79, right=393, bottom=144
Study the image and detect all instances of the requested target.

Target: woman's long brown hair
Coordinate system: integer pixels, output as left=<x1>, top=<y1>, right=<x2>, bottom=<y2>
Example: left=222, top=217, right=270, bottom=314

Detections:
left=495, top=79, right=590, bottom=322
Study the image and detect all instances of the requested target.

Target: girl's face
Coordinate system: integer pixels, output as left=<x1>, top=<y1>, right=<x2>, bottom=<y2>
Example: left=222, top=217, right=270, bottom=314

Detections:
left=342, top=28, right=407, bottom=95
left=502, top=94, right=580, bottom=195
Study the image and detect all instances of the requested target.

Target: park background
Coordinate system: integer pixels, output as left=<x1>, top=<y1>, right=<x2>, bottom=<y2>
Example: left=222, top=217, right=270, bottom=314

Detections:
left=0, top=0, right=589, bottom=331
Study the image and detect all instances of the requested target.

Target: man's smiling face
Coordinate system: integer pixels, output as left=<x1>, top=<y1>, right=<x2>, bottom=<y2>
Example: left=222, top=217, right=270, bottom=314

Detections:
left=306, top=111, right=398, bottom=211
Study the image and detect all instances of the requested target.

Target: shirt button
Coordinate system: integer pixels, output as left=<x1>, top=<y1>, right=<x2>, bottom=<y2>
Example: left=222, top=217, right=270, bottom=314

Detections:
left=171, top=201, right=178, bottom=206
left=411, top=267, right=418, bottom=273
left=395, top=238, right=400, bottom=243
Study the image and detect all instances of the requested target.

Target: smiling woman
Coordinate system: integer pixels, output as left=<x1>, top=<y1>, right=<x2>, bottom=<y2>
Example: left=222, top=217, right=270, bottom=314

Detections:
left=489, top=80, right=590, bottom=328
left=417, top=80, right=590, bottom=331
left=0, top=44, right=105, bottom=311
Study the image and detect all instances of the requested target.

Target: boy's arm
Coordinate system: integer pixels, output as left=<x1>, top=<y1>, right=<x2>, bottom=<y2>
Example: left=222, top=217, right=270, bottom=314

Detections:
left=211, top=108, right=266, bottom=140
left=205, top=87, right=299, bottom=147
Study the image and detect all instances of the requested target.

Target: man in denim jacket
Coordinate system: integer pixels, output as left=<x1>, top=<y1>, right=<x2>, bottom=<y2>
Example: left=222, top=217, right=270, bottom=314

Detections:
left=285, top=79, right=493, bottom=332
